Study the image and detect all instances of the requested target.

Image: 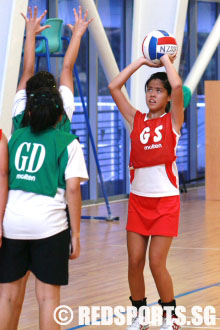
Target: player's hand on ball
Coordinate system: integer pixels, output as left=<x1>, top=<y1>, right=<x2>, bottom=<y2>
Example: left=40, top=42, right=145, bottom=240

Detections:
left=141, top=56, right=163, bottom=68
left=168, top=52, right=177, bottom=63
left=160, top=53, right=177, bottom=65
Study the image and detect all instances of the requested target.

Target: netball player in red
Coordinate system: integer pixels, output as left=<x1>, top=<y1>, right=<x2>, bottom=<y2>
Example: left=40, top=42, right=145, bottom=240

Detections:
left=109, top=54, right=183, bottom=330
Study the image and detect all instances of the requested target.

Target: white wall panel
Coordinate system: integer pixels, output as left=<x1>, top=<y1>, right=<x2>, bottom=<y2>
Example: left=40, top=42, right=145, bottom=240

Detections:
left=0, top=0, right=28, bottom=136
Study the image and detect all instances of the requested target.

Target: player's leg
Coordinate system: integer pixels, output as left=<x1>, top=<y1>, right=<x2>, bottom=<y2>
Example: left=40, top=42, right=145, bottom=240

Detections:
left=149, top=236, right=180, bottom=329
left=0, top=273, right=29, bottom=330
left=149, top=235, right=174, bottom=301
left=127, top=231, right=150, bottom=330
left=35, top=279, right=60, bottom=330
left=127, top=231, right=149, bottom=301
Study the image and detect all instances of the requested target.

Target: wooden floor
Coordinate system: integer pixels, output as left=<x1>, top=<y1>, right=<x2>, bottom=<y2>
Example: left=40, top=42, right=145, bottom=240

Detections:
left=18, top=186, right=220, bottom=330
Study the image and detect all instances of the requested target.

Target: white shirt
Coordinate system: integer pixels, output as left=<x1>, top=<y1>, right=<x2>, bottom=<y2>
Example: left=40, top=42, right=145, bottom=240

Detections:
left=3, top=138, right=89, bottom=240
left=12, top=85, right=75, bottom=120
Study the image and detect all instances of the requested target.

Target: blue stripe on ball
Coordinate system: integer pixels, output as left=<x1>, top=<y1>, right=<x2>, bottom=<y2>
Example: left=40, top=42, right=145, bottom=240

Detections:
left=158, top=30, right=169, bottom=36
left=157, top=53, right=164, bottom=59
left=149, top=36, right=157, bottom=59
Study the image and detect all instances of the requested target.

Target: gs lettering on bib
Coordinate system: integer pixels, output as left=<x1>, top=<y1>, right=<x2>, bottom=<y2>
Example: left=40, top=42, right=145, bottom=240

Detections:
left=130, top=111, right=177, bottom=169
left=9, top=127, right=77, bottom=197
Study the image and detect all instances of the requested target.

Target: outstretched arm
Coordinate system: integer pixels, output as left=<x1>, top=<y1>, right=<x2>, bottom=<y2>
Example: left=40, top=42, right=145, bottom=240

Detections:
left=17, top=6, right=50, bottom=91
left=60, top=6, right=93, bottom=92
left=160, top=54, right=184, bottom=133
left=0, top=132, right=8, bottom=248
left=109, top=57, right=160, bottom=128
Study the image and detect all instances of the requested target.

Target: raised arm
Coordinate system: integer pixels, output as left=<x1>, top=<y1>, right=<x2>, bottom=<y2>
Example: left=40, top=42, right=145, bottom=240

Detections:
left=17, top=7, right=50, bottom=91
left=0, top=132, right=8, bottom=248
left=160, top=54, right=184, bottom=133
left=108, top=57, right=159, bottom=128
left=60, top=6, right=93, bottom=92
left=66, top=177, right=82, bottom=260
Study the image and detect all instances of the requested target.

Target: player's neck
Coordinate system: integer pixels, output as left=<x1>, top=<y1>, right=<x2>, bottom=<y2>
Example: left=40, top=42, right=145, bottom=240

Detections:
left=147, top=109, right=166, bottom=119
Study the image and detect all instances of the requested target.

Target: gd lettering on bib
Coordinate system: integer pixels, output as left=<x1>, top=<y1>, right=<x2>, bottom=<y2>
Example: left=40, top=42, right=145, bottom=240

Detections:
left=9, top=127, right=77, bottom=197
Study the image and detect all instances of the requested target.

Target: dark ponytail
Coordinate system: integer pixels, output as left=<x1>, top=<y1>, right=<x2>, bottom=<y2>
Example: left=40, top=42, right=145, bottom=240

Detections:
left=26, top=71, right=57, bottom=98
left=22, top=87, right=64, bottom=133
left=145, top=72, right=171, bottom=113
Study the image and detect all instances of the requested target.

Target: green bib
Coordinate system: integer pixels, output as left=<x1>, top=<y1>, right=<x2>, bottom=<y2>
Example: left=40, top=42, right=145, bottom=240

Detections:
left=9, top=127, right=77, bottom=197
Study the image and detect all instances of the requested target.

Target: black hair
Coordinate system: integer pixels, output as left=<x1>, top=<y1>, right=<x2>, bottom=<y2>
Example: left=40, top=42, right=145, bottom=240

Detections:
left=145, top=72, right=171, bottom=113
left=22, top=87, right=64, bottom=133
left=26, top=71, right=57, bottom=98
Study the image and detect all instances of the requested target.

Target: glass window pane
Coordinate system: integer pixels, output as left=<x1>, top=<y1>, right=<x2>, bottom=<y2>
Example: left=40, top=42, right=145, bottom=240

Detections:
left=58, top=0, right=89, bottom=200
left=97, top=0, right=126, bottom=197
left=28, top=0, right=47, bottom=13
left=197, top=1, right=217, bottom=177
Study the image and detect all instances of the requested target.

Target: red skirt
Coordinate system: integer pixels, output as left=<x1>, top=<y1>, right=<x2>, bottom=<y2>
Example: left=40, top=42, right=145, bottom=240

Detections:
left=126, top=193, right=180, bottom=237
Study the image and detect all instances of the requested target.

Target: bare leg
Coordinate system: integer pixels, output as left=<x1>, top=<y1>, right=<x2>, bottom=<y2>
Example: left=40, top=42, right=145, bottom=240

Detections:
left=127, top=231, right=149, bottom=300
left=0, top=273, right=29, bottom=330
left=35, top=278, right=61, bottom=330
left=149, top=235, right=174, bottom=302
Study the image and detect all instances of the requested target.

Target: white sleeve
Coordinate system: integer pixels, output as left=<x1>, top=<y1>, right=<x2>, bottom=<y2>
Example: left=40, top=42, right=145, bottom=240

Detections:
left=59, top=85, right=75, bottom=121
left=65, top=139, right=89, bottom=182
left=12, top=90, right=27, bottom=117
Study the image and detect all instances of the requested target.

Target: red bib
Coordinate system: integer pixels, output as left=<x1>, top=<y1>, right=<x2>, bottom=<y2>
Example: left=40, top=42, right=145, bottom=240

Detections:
left=0, top=129, right=2, bottom=140
left=130, top=111, right=177, bottom=169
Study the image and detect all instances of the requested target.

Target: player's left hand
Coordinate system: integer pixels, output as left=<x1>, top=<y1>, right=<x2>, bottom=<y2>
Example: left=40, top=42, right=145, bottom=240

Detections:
left=67, top=5, right=94, bottom=37
left=160, top=53, right=177, bottom=64
left=69, top=235, right=80, bottom=259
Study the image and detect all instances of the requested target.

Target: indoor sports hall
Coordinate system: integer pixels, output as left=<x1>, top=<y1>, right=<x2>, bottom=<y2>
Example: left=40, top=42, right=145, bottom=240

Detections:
left=0, top=1, right=219, bottom=329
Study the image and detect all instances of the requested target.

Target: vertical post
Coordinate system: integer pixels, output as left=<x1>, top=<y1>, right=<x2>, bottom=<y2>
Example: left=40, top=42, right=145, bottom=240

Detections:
left=88, top=31, right=98, bottom=200
left=125, top=0, right=133, bottom=194
left=187, top=0, right=198, bottom=181
left=74, top=66, right=112, bottom=219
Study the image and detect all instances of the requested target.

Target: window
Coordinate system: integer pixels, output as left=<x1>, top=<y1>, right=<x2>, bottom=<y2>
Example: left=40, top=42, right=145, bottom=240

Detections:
left=58, top=0, right=130, bottom=200
left=58, top=0, right=90, bottom=200
left=97, top=0, right=127, bottom=197
left=178, top=1, right=220, bottom=183
left=197, top=1, right=218, bottom=176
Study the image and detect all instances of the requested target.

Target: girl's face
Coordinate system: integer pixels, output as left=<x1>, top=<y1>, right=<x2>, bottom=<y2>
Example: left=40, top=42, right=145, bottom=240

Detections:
left=146, top=79, right=170, bottom=112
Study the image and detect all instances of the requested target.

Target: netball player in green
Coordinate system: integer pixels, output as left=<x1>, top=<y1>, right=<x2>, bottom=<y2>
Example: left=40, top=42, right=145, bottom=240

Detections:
left=0, top=88, right=88, bottom=330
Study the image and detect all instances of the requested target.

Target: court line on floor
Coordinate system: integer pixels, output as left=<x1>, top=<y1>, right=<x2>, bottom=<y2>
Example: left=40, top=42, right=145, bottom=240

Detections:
left=170, top=247, right=220, bottom=251
left=66, top=282, right=220, bottom=330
